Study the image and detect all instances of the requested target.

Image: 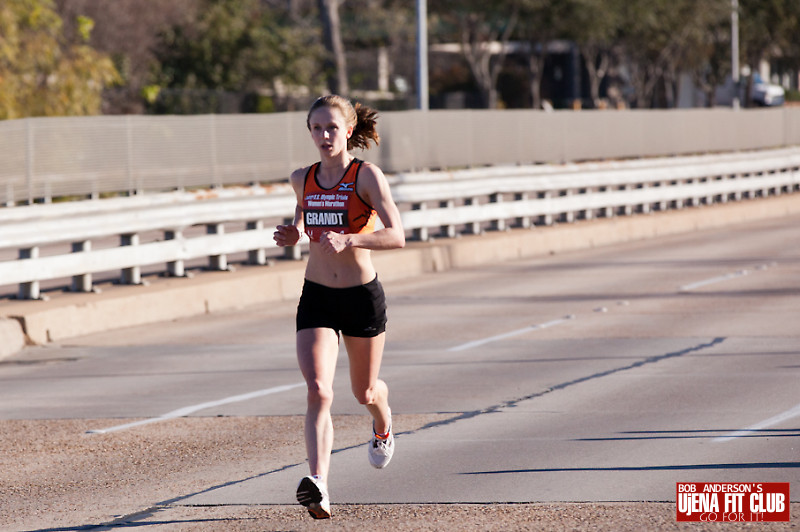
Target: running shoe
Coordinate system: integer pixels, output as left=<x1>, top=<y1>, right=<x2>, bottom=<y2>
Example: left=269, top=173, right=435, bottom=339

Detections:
left=368, top=409, right=394, bottom=469
left=296, top=475, right=331, bottom=519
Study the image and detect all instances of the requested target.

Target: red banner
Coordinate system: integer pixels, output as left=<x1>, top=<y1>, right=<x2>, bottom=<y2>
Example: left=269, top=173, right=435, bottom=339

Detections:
left=676, top=483, right=790, bottom=522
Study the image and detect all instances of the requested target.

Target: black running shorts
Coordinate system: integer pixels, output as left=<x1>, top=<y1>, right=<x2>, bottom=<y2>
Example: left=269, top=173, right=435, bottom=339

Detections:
left=296, top=276, right=387, bottom=338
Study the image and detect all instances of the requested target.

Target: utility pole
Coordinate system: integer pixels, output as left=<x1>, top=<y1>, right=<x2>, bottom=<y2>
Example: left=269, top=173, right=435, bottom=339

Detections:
left=416, top=0, right=429, bottom=110
left=731, top=0, right=740, bottom=110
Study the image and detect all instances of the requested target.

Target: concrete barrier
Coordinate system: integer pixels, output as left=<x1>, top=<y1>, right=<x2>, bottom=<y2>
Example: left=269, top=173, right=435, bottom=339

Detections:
left=0, top=318, right=27, bottom=359
left=1, top=193, right=799, bottom=359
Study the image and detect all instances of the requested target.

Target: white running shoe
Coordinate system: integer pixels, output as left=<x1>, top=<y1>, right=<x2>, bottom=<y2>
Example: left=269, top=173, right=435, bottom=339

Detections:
left=368, top=409, right=395, bottom=469
left=296, top=475, right=331, bottom=519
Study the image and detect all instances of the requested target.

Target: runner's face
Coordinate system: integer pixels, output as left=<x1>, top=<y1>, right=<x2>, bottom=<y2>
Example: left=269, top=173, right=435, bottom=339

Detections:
left=308, top=106, right=352, bottom=158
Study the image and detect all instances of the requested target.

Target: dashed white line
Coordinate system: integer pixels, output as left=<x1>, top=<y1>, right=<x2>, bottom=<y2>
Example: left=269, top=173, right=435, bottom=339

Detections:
left=680, top=270, right=750, bottom=291
left=87, top=382, right=305, bottom=434
left=448, top=316, right=575, bottom=352
left=679, top=263, right=776, bottom=292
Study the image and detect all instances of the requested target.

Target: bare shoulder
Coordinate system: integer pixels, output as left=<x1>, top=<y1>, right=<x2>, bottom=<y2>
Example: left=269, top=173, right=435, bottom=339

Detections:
left=357, top=161, right=395, bottom=207
left=289, top=166, right=311, bottom=193
left=357, top=161, right=388, bottom=186
left=290, top=166, right=310, bottom=184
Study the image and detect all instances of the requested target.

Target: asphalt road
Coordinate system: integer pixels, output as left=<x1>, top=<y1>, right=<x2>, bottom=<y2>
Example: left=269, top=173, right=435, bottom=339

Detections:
left=1, top=213, right=799, bottom=527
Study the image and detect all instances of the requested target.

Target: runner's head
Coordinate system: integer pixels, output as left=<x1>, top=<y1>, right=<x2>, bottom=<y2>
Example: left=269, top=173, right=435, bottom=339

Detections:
left=307, top=95, right=380, bottom=151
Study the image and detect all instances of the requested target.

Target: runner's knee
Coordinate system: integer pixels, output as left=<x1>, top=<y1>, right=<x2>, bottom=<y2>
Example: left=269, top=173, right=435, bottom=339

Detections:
left=352, top=384, right=380, bottom=406
left=307, top=381, right=334, bottom=407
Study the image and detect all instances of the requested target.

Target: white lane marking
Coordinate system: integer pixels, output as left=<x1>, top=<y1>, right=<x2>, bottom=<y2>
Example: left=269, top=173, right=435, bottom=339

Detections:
left=448, top=316, right=575, bottom=352
left=87, top=382, right=305, bottom=434
left=680, top=270, right=749, bottom=291
left=714, top=402, right=800, bottom=442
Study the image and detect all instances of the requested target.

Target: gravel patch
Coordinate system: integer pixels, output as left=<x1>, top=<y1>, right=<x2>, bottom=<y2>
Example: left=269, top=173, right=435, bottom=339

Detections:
left=2, top=416, right=797, bottom=531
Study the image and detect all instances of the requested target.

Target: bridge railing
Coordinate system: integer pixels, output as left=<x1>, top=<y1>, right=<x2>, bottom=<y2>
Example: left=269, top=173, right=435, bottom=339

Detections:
left=1, top=147, right=798, bottom=300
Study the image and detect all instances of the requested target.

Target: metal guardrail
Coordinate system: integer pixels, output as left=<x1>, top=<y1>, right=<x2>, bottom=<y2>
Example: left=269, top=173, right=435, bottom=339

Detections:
left=394, top=147, right=800, bottom=238
left=2, top=108, right=800, bottom=206
left=1, top=147, right=798, bottom=300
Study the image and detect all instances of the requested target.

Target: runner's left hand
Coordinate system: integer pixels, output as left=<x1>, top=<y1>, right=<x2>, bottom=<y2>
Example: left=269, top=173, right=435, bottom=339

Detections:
left=319, top=231, right=349, bottom=254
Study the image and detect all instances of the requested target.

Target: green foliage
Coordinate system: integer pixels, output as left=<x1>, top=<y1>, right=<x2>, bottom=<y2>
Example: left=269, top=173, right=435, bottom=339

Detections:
left=0, top=0, right=120, bottom=119
left=6, top=0, right=799, bottom=114
left=256, top=95, right=275, bottom=113
left=615, top=0, right=732, bottom=107
left=342, top=0, right=413, bottom=48
left=76, top=15, right=93, bottom=42
left=739, top=0, right=800, bottom=85
left=147, top=0, right=323, bottom=114
left=141, top=84, right=161, bottom=105
left=431, top=0, right=521, bottom=107
left=431, top=0, right=799, bottom=109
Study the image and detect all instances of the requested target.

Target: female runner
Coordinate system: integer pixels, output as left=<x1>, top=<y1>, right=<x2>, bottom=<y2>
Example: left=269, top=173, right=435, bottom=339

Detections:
left=273, top=95, right=405, bottom=519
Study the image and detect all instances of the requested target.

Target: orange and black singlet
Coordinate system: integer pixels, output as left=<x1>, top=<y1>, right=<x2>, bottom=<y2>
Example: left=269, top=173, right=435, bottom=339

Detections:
left=302, top=158, right=377, bottom=243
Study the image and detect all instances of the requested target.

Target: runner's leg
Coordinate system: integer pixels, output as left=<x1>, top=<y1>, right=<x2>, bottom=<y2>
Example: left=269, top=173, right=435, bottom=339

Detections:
left=297, top=327, right=340, bottom=480
left=344, top=333, right=390, bottom=434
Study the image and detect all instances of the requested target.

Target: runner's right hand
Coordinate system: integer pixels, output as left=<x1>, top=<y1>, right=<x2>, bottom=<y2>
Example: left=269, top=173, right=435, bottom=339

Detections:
left=274, top=224, right=301, bottom=247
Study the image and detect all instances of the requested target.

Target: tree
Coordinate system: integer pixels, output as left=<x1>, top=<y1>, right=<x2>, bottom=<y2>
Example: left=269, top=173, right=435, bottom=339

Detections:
left=739, top=0, right=800, bottom=105
left=318, top=0, right=348, bottom=95
left=684, top=0, right=731, bottom=107
left=148, top=0, right=324, bottom=113
left=0, top=0, right=119, bottom=119
left=55, top=0, right=197, bottom=114
left=432, top=0, right=519, bottom=108
left=657, top=1, right=731, bottom=108
left=515, top=0, right=574, bottom=109
left=566, top=0, right=623, bottom=108
left=615, top=0, right=713, bottom=108
left=341, top=0, right=415, bottom=94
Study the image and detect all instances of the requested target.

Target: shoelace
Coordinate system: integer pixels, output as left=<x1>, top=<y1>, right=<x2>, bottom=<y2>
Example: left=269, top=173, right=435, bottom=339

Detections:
left=373, top=435, right=391, bottom=450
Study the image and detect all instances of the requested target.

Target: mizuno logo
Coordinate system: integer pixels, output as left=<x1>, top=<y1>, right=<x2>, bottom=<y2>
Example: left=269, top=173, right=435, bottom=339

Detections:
left=338, top=182, right=354, bottom=191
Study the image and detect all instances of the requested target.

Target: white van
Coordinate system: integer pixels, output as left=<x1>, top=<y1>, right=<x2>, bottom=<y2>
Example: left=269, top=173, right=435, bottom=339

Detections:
left=751, top=73, right=785, bottom=106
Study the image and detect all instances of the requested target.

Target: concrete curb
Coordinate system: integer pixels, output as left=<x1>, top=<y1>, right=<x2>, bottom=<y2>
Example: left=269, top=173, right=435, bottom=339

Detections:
left=0, top=261, right=307, bottom=348
left=2, top=194, right=799, bottom=359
